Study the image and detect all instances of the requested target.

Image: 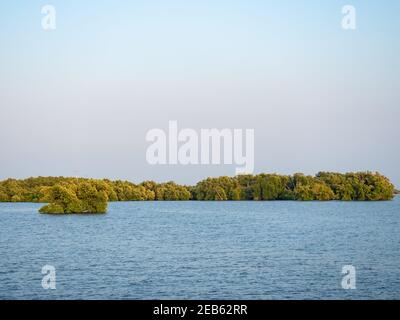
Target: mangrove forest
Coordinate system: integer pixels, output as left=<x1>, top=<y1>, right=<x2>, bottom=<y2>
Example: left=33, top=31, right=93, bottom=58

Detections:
left=0, top=172, right=395, bottom=214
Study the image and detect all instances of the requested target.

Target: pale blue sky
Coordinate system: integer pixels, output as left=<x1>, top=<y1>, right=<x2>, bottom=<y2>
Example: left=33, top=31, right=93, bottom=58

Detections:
left=0, top=0, right=399, bottom=186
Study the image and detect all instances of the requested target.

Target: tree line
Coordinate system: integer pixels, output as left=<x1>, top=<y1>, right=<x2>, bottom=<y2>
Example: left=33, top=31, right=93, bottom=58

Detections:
left=0, top=172, right=395, bottom=213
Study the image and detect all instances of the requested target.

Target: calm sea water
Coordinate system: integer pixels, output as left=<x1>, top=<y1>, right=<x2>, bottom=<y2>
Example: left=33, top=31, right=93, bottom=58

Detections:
left=0, top=198, right=399, bottom=300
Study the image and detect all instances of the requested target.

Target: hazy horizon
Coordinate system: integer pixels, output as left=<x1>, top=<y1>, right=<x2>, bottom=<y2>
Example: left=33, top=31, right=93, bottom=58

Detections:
left=1, top=0, right=399, bottom=187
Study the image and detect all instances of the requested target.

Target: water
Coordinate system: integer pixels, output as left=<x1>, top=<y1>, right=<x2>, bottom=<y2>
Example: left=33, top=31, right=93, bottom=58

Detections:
left=0, top=198, right=399, bottom=300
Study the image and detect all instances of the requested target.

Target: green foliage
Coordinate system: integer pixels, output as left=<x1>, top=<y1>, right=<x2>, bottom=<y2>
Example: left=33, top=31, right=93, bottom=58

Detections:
left=317, top=171, right=394, bottom=201
left=112, top=180, right=155, bottom=201
left=39, top=203, right=65, bottom=214
left=46, top=185, right=82, bottom=213
left=75, top=182, right=108, bottom=213
left=193, top=177, right=240, bottom=200
left=0, top=172, right=395, bottom=214
left=154, top=182, right=191, bottom=200
left=0, top=189, right=8, bottom=202
left=11, top=195, right=23, bottom=202
left=292, top=174, right=335, bottom=201
left=254, top=174, right=293, bottom=200
left=36, top=183, right=108, bottom=214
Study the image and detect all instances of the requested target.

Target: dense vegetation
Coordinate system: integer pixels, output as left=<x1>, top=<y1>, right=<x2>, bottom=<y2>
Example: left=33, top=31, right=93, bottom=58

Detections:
left=0, top=172, right=395, bottom=213
left=191, top=172, right=394, bottom=201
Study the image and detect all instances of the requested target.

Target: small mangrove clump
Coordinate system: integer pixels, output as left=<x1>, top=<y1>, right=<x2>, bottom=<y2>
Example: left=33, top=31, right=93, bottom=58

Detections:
left=38, top=182, right=108, bottom=214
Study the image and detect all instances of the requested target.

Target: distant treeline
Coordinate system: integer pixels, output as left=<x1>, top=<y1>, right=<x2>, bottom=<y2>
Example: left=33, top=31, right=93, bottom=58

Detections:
left=0, top=172, right=395, bottom=213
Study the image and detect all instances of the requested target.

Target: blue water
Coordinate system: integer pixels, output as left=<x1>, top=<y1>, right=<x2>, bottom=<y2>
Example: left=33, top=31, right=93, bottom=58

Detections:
left=0, top=198, right=399, bottom=300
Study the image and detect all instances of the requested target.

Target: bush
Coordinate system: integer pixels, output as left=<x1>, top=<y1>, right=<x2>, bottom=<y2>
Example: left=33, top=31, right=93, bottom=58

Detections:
left=39, top=204, right=65, bottom=214
left=39, top=183, right=107, bottom=214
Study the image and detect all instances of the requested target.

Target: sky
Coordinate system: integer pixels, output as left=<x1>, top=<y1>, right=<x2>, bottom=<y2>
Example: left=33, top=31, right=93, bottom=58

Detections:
left=0, top=0, right=399, bottom=186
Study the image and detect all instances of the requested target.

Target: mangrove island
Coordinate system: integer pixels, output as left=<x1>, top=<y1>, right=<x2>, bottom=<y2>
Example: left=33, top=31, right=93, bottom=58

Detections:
left=0, top=172, right=395, bottom=214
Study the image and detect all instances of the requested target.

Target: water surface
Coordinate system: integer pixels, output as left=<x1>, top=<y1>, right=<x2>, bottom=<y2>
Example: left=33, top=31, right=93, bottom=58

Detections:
left=0, top=198, right=399, bottom=299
